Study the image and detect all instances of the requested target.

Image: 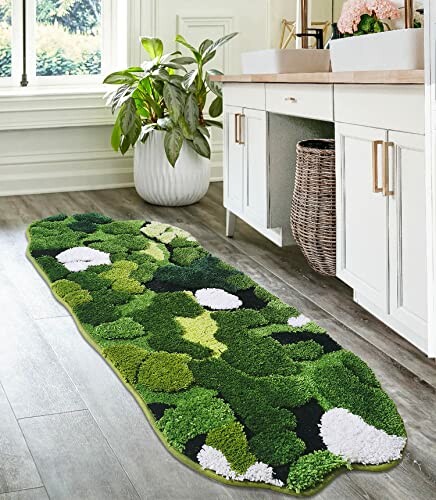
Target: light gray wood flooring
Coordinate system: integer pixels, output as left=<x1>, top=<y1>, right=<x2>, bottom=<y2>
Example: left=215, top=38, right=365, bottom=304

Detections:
left=0, top=184, right=435, bottom=500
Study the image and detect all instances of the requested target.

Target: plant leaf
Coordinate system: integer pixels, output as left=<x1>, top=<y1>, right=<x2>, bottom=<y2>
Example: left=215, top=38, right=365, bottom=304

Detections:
left=203, top=32, right=238, bottom=57
left=175, top=34, right=201, bottom=61
left=202, top=51, right=217, bottom=65
left=163, top=82, right=186, bottom=122
left=126, top=66, right=144, bottom=73
left=141, top=37, right=164, bottom=59
left=111, top=116, right=122, bottom=151
left=199, top=39, right=214, bottom=54
left=164, top=128, right=184, bottom=167
left=209, top=96, right=223, bottom=118
left=120, top=99, right=138, bottom=136
left=198, top=125, right=210, bottom=138
left=192, top=130, right=211, bottom=159
left=171, top=56, right=197, bottom=65
left=179, top=116, right=194, bottom=140
left=104, top=71, right=138, bottom=85
left=184, top=93, right=200, bottom=134
left=206, top=71, right=223, bottom=97
left=183, top=69, right=198, bottom=90
left=162, top=62, right=187, bottom=72
left=120, top=136, right=131, bottom=155
left=204, top=119, right=223, bottom=129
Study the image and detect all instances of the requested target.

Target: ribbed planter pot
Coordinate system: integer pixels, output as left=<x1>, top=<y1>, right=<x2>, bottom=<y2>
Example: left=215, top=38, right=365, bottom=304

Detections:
left=134, top=131, right=211, bottom=207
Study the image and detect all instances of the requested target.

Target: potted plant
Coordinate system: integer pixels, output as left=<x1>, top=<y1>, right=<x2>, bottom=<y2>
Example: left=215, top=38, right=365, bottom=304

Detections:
left=330, top=0, right=424, bottom=72
left=104, top=33, right=237, bottom=206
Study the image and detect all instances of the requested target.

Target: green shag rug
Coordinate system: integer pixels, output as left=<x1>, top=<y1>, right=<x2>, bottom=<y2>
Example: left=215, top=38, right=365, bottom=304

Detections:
left=27, top=213, right=407, bottom=495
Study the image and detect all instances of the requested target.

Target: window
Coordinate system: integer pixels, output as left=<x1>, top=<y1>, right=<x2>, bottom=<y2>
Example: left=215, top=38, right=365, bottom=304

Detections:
left=0, top=0, right=125, bottom=87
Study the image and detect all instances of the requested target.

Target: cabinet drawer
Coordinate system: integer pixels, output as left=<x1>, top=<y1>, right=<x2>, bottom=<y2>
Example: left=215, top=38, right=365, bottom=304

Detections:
left=266, top=84, right=333, bottom=121
left=335, top=85, right=425, bottom=134
left=223, top=84, right=265, bottom=110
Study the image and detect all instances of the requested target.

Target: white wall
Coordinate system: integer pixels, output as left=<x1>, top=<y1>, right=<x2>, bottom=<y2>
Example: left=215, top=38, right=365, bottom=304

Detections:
left=0, top=0, right=293, bottom=196
left=425, top=0, right=436, bottom=356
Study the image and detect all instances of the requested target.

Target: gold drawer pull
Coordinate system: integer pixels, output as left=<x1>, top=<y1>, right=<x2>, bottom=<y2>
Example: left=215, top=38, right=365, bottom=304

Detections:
left=284, top=97, right=297, bottom=103
left=234, top=113, right=240, bottom=144
left=372, top=140, right=383, bottom=194
left=383, top=141, right=394, bottom=197
left=239, top=114, right=245, bottom=145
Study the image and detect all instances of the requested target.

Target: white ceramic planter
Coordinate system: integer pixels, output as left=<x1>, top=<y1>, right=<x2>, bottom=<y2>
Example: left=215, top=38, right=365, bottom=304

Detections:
left=134, top=131, right=211, bottom=207
left=330, top=28, right=424, bottom=72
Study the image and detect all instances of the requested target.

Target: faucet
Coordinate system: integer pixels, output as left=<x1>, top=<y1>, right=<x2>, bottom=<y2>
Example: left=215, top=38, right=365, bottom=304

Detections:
left=296, top=29, right=324, bottom=50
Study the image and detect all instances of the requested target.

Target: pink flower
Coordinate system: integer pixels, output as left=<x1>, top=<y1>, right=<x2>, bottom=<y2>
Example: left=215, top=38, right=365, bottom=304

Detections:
left=366, top=0, right=401, bottom=20
left=338, top=0, right=371, bottom=34
left=338, top=0, right=401, bottom=34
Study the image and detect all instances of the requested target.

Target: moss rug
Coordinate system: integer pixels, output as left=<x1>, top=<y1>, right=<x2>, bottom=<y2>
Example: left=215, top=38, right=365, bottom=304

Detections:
left=27, top=213, right=407, bottom=495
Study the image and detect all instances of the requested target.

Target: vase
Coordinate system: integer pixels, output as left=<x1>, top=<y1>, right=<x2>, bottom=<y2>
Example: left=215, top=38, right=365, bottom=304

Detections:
left=330, top=28, right=424, bottom=72
left=134, top=131, right=211, bottom=207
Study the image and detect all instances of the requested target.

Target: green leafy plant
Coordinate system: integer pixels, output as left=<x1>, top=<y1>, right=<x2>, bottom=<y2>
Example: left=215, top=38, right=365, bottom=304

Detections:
left=104, top=33, right=238, bottom=166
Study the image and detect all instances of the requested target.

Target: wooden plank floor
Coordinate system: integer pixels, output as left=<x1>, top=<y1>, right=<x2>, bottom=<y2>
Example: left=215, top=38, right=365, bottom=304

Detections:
left=0, top=184, right=435, bottom=500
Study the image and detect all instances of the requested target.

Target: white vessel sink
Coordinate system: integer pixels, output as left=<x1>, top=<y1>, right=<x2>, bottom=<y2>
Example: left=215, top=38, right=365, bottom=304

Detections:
left=241, top=49, right=331, bottom=75
left=330, top=29, right=424, bottom=72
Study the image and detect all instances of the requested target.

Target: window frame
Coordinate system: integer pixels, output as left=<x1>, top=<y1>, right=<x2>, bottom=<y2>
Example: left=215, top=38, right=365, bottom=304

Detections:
left=0, top=0, right=126, bottom=88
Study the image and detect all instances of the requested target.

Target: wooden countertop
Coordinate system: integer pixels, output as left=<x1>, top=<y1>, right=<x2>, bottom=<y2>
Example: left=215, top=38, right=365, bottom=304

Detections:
left=211, top=70, right=424, bottom=85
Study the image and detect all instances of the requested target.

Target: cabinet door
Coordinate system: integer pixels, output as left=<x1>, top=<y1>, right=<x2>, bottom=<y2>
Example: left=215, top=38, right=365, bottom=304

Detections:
left=336, top=123, right=389, bottom=311
left=223, top=105, right=244, bottom=214
left=388, top=131, right=427, bottom=348
left=242, top=108, right=268, bottom=226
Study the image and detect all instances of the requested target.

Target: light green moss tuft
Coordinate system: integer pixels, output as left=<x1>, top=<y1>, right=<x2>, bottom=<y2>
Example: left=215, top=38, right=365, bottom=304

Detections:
left=206, top=422, right=256, bottom=474
left=137, top=352, right=194, bottom=393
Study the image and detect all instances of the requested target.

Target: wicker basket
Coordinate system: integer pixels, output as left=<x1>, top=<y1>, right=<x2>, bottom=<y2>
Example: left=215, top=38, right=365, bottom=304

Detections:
left=291, top=139, right=336, bottom=276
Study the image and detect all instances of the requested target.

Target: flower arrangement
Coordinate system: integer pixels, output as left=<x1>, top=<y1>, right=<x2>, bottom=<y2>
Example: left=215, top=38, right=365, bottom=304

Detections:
left=338, top=0, right=401, bottom=36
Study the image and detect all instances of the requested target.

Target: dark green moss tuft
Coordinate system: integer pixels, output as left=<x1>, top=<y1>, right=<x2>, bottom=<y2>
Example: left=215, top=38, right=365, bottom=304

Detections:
left=42, top=213, right=68, bottom=222
left=68, top=220, right=98, bottom=234
left=249, top=429, right=306, bottom=466
left=73, top=213, right=113, bottom=224
left=35, top=256, right=70, bottom=281
left=67, top=271, right=112, bottom=292
left=284, top=340, right=324, bottom=361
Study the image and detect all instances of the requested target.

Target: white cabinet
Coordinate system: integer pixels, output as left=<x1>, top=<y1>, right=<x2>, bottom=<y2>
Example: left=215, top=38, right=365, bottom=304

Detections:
left=336, top=123, right=428, bottom=352
left=224, top=105, right=244, bottom=214
left=388, top=132, right=427, bottom=349
left=223, top=105, right=270, bottom=235
left=336, top=123, right=389, bottom=310
left=242, top=108, right=268, bottom=227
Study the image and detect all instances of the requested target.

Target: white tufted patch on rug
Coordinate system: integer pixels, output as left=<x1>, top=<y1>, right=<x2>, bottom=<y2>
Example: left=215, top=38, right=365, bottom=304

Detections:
left=319, top=408, right=407, bottom=465
left=288, top=314, right=311, bottom=328
left=197, top=445, right=283, bottom=487
left=194, top=288, right=242, bottom=310
left=56, top=247, right=111, bottom=272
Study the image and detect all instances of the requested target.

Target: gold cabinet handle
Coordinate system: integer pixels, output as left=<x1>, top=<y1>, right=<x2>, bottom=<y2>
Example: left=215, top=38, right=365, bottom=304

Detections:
left=238, top=113, right=245, bottom=145
left=372, top=140, right=383, bottom=194
left=382, top=141, right=394, bottom=197
left=234, top=113, right=240, bottom=144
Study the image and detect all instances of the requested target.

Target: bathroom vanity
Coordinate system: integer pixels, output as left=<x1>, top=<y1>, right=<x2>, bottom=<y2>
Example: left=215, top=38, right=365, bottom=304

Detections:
left=214, top=70, right=430, bottom=355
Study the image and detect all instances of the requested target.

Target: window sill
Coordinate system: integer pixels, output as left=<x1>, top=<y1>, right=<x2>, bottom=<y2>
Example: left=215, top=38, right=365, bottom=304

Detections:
left=0, top=83, right=109, bottom=98
left=0, top=84, right=114, bottom=131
